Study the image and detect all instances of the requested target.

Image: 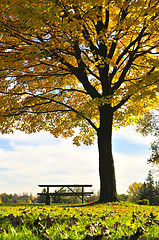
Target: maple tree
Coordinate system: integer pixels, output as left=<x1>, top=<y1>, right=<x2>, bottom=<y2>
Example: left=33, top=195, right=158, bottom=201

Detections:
left=0, top=0, right=159, bottom=202
left=127, top=182, right=143, bottom=203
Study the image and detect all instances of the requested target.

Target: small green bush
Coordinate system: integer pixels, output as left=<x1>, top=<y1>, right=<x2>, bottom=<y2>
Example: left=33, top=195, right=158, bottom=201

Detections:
left=137, top=199, right=149, bottom=205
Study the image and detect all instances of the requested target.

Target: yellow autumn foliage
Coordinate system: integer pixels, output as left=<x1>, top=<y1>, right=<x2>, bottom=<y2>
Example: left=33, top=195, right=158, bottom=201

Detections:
left=0, top=0, right=158, bottom=144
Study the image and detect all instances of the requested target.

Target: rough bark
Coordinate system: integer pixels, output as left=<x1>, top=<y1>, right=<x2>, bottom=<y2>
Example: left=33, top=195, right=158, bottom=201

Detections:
left=98, top=105, right=118, bottom=202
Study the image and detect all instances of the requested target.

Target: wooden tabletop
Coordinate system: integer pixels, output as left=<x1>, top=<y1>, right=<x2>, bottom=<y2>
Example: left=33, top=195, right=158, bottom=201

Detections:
left=38, top=184, right=92, bottom=187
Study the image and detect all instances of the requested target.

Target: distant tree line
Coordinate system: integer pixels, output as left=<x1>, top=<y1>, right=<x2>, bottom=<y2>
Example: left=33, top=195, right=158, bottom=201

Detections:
left=127, top=170, right=159, bottom=205
left=0, top=193, right=35, bottom=204
left=0, top=188, right=94, bottom=204
left=37, top=187, right=93, bottom=204
left=0, top=188, right=95, bottom=204
left=1, top=171, right=158, bottom=205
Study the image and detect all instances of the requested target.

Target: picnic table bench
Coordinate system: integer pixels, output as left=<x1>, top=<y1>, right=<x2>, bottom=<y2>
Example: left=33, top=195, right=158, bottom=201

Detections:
left=37, top=184, right=93, bottom=205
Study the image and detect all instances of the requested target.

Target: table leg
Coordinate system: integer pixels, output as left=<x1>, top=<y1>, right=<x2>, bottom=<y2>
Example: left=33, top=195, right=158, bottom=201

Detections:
left=46, top=186, right=50, bottom=205
left=82, top=186, right=84, bottom=203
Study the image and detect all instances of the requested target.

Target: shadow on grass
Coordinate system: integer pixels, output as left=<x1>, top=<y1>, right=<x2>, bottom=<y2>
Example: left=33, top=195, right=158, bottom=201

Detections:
left=0, top=201, right=99, bottom=207
left=0, top=200, right=120, bottom=208
left=63, top=200, right=99, bottom=208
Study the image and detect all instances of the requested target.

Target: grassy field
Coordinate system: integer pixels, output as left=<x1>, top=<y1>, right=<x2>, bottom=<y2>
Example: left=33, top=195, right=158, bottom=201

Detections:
left=0, top=201, right=159, bottom=239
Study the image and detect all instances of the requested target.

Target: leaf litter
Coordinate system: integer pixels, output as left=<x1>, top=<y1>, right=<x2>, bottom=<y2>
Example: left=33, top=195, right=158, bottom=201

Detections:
left=0, top=202, right=159, bottom=239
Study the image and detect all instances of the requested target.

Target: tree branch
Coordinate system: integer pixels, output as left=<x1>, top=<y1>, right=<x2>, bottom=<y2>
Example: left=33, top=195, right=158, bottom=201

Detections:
left=113, top=95, right=131, bottom=112
left=0, top=90, right=98, bottom=131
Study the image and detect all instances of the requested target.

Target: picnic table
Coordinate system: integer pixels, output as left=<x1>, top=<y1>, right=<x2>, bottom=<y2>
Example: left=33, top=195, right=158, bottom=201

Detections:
left=37, top=184, right=93, bottom=205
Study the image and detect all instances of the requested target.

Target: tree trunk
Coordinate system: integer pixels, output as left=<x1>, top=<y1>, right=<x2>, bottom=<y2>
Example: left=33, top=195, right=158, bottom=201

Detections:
left=98, top=105, right=118, bottom=202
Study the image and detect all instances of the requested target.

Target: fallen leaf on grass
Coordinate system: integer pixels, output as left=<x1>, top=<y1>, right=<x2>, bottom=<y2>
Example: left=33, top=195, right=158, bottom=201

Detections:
left=85, top=223, right=97, bottom=233
left=3, top=214, right=24, bottom=227
left=38, top=222, right=45, bottom=231
left=113, top=221, right=120, bottom=230
left=68, top=220, right=79, bottom=228
left=100, top=214, right=111, bottom=220
left=32, top=223, right=50, bottom=239
left=62, top=238, right=73, bottom=240
left=131, top=212, right=137, bottom=223
left=153, top=219, right=159, bottom=225
left=120, top=226, right=146, bottom=240
left=0, top=228, right=7, bottom=234
left=101, top=226, right=110, bottom=235
left=132, top=226, right=146, bottom=239
left=41, top=233, right=50, bottom=240
left=70, top=215, right=79, bottom=223
left=145, top=220, right=153, bottom=226
left=150, top=212, right=157, bottom=219
left=22, top=209, right=31, bottom=215
left=87, top=213, right=93, bottom=217
left=34, top=217, right=42, bottom=227
left=93, top=222, right=103, bottom=227
left=46, top=216, right=55, bottom=228
left=83, top=234, right=103, bottom=240
left=65, top=225, right=72, bottom=231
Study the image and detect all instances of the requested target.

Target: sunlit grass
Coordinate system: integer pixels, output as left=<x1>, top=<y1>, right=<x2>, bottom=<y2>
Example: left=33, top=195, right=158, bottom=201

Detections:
left=0, top=202, right=159, bottom=239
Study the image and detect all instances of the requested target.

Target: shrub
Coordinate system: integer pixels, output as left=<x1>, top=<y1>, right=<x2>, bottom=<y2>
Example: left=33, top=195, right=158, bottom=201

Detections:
left=137, top=199, right=149, bottom=205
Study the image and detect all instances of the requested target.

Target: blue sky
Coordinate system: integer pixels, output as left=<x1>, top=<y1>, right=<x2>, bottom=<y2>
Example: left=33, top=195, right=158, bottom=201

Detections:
left=0, top=126, right=158, bottom=196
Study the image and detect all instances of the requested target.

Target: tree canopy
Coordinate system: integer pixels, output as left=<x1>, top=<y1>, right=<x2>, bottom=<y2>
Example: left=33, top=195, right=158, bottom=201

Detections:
left=0, top=0, right=158, bottom=144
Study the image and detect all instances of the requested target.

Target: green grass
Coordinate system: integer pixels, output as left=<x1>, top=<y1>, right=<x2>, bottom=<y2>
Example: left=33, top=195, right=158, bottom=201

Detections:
left=0, top=202, right=159, bottom=239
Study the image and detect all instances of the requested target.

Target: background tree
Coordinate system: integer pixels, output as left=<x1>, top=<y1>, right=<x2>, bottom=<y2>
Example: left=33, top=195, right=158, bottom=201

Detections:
left=127, top=182, right=143, bottom=203
left=37, top=188, right=47, bottom=203
left=127, top=171, right=159, bottom=205
left=145, top=170, right=155, bottom=204
left=117, top=194, right=129, bottom=202
left=0, top=0, right=159, bottom=202
left=154, top=180, right=159, bottom=205
left=27, top=198, right=32, bottom=204
left=0, top=193, right=9, bottom=203
left=136, top=113, right=159, bottom=165
left=51, top=186, right=84, bottom=204
left=30, top=194, right=35, bottom=202
left=0, top=192, right=33, bottom=203
left=139, top=182, right=148, bottom=201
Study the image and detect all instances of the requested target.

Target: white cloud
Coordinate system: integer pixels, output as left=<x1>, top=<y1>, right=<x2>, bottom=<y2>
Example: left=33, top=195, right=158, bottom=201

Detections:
left=114, top=153, right=150, bottom=194
left=0, top=126, right=155, bottom=196
left=113, top=126, right=154, bottom=145
left=0, top=133, right=99, bottom=195
left=0, top=130, right=58, bottom=146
